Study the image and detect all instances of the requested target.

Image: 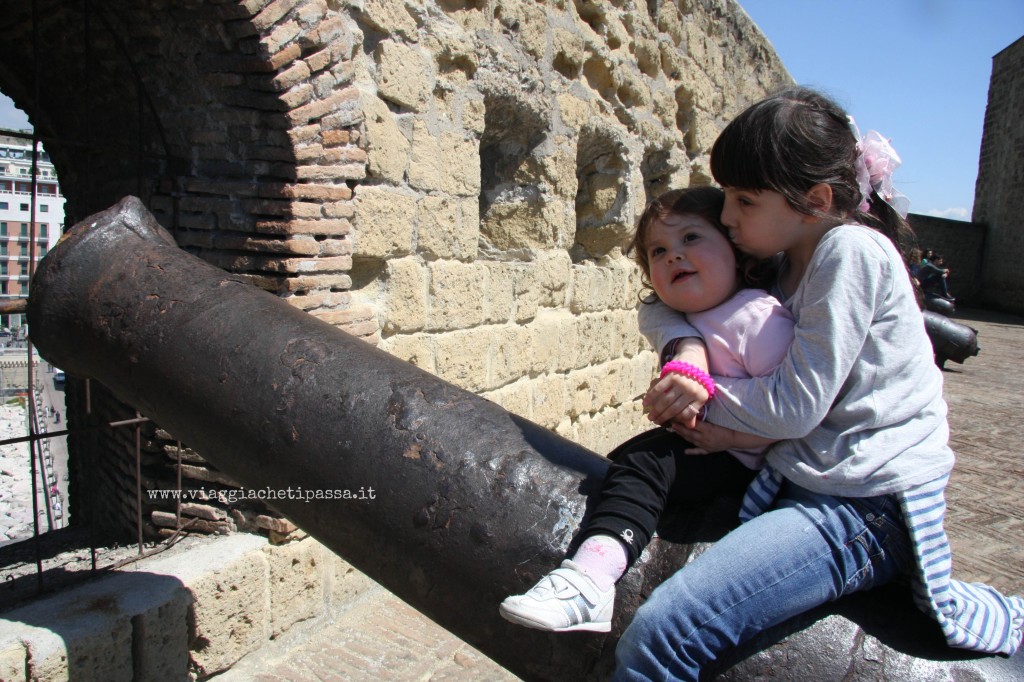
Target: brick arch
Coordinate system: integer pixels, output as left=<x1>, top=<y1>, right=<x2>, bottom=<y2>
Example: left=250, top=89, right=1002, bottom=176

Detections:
left=0, top=0, right=361, bottom=304
left=0, top=0, right=371, bottom=541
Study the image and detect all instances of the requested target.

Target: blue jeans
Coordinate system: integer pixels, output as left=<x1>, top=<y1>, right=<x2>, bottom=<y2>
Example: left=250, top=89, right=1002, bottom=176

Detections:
left=613, top=481, right=914, bottom=681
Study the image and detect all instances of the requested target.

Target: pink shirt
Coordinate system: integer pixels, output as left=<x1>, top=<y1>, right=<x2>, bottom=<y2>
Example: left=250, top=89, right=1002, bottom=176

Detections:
left=685, top=288, right=794, bottom=468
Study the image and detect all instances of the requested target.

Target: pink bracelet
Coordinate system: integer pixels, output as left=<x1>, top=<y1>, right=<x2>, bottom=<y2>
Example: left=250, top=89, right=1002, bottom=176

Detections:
left=659, top=361, right=716, bottom=400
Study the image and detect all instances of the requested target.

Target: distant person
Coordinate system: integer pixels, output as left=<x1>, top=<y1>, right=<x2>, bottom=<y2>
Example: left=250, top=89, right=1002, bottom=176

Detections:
left=919, top=253, right=954, bottom=301
left=909, top=247, right=923, bottom=280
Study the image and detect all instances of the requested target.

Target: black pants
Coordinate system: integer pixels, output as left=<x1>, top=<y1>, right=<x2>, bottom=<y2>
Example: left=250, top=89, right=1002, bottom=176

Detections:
left=581, top=428, right=757, bottom=565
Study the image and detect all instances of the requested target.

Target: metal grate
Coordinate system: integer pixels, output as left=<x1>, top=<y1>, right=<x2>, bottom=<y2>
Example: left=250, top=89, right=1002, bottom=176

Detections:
left=0, top=0, right=185, bottom=609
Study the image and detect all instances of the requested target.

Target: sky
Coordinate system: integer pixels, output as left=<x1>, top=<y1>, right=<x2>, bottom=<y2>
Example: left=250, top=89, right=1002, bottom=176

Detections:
left=1, top=2, right=1021, bottom=220
left=738, top=0, right=1024, bottom=220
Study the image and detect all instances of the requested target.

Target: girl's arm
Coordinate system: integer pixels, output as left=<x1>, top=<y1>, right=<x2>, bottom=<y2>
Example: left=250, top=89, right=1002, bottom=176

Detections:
left=706, top=229, right=904, bottom=439
left=637, top=301, right=710, bottom=428
left=671, top=420, right=777, bottom=454
left=637, top=298, right=702, bottom=363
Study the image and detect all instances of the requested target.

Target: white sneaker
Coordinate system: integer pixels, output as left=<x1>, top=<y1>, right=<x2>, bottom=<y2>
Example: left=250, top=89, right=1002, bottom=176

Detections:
left=499, top=560, right=614, bottom=633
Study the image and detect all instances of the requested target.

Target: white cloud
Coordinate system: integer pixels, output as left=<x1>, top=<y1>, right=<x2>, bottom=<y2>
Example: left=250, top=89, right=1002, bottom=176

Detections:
left=925, top=207, right=970, bottom=221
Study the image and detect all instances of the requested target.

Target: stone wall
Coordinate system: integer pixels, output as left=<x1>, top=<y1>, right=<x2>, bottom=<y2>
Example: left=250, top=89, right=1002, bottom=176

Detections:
left=329, top=0, right=791, bottom=453
left=0, top=534, right=378, bottom=680
left=0, top=0, right=790, bottom=538
left=974, top=35, right=1024, bottom=314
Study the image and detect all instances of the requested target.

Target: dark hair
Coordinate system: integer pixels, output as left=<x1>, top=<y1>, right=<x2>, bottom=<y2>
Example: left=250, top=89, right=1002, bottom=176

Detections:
left=629, top=186, right=772, bottom=301
left=710, top=86, right=918, bottom=270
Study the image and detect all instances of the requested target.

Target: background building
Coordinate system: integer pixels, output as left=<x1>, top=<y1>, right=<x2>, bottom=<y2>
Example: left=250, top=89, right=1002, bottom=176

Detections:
left=974, top=35, right=1024, bottom=313
left=0, top=130, right=64, bottom=332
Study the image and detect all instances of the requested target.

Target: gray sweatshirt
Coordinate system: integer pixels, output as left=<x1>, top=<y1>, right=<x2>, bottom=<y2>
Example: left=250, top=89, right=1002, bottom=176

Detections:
left=638, top=223, right=954, bottom=497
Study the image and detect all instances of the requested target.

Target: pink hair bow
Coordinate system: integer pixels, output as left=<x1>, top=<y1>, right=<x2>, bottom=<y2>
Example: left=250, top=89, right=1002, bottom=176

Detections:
left=849, top=118, right=910, bottom=218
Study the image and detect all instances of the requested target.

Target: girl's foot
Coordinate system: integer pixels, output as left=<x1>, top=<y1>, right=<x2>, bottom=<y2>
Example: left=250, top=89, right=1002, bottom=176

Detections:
left=499, top=560, right=614, bottom=632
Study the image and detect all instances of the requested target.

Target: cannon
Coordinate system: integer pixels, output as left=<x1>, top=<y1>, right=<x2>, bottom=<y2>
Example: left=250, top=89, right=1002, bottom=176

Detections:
left=925, top=296, right=957, bottom=316
left=26, top=197, right=1022, bottom=680
left=923, top=310, right=981, bottom=369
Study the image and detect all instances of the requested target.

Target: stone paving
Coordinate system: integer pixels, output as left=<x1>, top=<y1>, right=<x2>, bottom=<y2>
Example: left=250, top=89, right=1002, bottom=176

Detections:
left=214, top=307, right=1024, bottom=682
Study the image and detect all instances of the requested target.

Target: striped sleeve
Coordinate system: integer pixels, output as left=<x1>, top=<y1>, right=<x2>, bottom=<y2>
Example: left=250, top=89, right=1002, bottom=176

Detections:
left=900, top=475, right=1024, bottom=655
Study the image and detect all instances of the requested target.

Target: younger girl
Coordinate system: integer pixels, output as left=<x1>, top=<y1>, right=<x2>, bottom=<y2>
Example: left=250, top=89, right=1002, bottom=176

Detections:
left=499, top=186, right=794, bottom=632
left=626, top=87, right=1023, bottom=679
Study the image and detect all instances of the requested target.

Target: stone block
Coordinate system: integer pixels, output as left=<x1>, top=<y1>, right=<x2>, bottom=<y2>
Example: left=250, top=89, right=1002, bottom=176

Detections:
left=514, top=251, right=571, bottom=321
left=379, top=333, right=436, bottom=372
left=30, top=622, right=127, bottom=682
left=382, top=257, right=427, bottom=334
left=427, top=261, right=486, bottom=331
left=325, top=552, right=379, bottom=611
left=263, top=537, right=325, bottom=637
left=0, top=568, right=193, bottom=682
left=576, top=403, right=646, bottom=455
left=354, top=186, right=416, bottom=258
left=482, top=379, right=533, bottom=421
left=570, top=261, right=614, bottom=313
left=409, top=119, right=443, bottom=192
left=376, top=40, right=433, bottom=111
left=434, top=328, right=490, bottom=392
left=481, top=199, right=547, bottom=254
left=567, top=366, right=599, bottom=418
left=361, top=0, right=418, bottom=37
left=488, top=324, right=534, bottom=389
left=131, top=589, right=192, bottom=682
left=537, top=145, right=579, bottom=199
left=574, top=312, right=621, bottom=369
left=361, top=93, right=409, bottom=183
left=0, top=636, right=24, bottom=681
left=417, top=195, right=477, bottom=262
left=481, top=262, right=519, bottom=324
left=439, top=132, right=481, bottom=196
left=529, top=310, right=573, bottom=374
left=137, top=535, right=271, bottom=679
left=530, top=373, right=570, bottom=428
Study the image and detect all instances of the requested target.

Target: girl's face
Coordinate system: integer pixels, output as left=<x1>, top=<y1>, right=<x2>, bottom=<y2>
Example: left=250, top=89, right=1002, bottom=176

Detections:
left=720, top=188, right=810, bottom=259
left=646, top=213, right=738, bottom=315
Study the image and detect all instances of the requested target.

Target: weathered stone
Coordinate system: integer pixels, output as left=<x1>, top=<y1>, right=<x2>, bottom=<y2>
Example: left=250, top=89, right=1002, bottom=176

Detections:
left=382, top=257, right=427, bottom=334
left=417, top=194, right=477, bottom=262
left=0, top=637, right=25, bottom=682
left=353, top=186, right=416, bottom=258
left=376, top=40, right=433, bottom=111
left=263, top=536, right=324, bottom=637
left=185, top=548, right=271, bottom=677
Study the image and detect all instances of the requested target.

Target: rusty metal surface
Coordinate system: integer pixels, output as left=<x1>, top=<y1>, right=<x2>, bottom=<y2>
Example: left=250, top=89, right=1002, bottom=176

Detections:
left=26, top=197, right=1023, bottom=680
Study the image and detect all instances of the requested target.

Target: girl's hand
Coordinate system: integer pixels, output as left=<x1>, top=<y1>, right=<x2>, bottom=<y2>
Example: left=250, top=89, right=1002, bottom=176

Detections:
left=671, top=420, right=737, bottom=454
left=644, top=337, right=711, bottom=428
left=672, top=420, right=778, bottom=454
left=643, top=373, right=708, bottom=428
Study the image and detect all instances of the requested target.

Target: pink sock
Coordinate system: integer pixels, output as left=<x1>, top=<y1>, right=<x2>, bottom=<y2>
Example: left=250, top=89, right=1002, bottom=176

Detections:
left=570, top=534, right=628, bottom=591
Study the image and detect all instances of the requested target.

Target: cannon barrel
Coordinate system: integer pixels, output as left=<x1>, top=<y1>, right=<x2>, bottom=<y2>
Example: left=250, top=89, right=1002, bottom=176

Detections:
left=923, top=310, right=981, bottom=368
left=26, top=197, right=1022, bottom=680
left=27, top=196, right=689, bottom=680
